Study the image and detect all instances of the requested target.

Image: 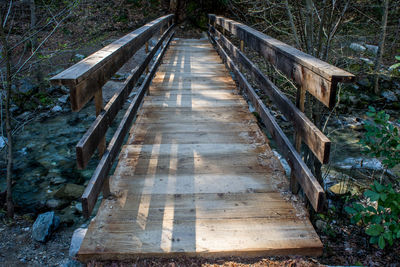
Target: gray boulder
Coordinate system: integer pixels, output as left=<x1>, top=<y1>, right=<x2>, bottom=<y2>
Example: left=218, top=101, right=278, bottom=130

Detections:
left=32, top=211, right=60, bottom=242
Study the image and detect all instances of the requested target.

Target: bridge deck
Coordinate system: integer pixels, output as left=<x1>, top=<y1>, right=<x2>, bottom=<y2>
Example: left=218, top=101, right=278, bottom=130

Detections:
left=78, top=39, right=322, bottom=261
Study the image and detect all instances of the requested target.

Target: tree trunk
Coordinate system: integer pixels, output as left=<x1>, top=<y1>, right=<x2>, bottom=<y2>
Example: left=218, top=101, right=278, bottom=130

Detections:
left=374, top=0, right=390, bottom=95
left=0, top=16, right=14, bottom=219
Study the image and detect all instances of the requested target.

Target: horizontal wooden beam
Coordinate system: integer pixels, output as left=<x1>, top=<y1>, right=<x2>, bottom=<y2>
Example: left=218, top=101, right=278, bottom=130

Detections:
left=209, top=31, right=325, bottom=212
left=81, top=31, right=175, bottom=219
left=50, top=14, right=174, bottom=111
left=76, top=24, right=175, bottom=170
left=209, top=14, right=354, bottom=109
left=210, top=26, right=330, bottom=164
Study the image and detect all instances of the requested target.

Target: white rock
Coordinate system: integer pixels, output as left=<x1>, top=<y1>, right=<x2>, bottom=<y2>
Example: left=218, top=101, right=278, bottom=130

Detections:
left=69, top=228, right=87, bottom=258
left=58, top=95, right=69, bottom=104
left=350, top=43, right=366, bottom=52
left=51, top=105, right=63, bottom=112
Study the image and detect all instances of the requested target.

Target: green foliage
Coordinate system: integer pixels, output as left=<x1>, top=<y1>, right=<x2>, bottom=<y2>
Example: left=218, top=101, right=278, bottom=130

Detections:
left=345, top=181, right=400, bottom=249
left=360, top=106, right=400, bottom=169
left=389, top=56, right=400, bottom=74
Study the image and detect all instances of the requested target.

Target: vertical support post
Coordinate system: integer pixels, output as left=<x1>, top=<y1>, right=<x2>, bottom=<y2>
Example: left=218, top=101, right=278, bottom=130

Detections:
left=240, top=40, right=244, bottom=72
left=290, top=86, right=306, bottom=194
left=94, top=89, right=105, bottom=157
left=94, top=89, right=110, bottom=198
left=145, top=41, right=149, bottom=74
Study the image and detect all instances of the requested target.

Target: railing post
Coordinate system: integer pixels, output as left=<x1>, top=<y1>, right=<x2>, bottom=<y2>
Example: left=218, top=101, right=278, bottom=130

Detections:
left=291, top=86, right=306, bottom=194
left=145, top=42, right=149, bottom=74
left=94, top=89, right=111, bottom=198
left=94, top=89, right=106, bottom=157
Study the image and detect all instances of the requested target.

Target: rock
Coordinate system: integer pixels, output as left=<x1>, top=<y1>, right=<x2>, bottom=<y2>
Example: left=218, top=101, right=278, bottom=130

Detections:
left=59, top=206, right=77, bottom=225
left=46, top=199, right=69, bottom=210
left=358, top=78, right=371, bottom=88
left=74, top=54, right=85, bottom=61
left=365, top=44, right=378, bottom=55
left=50, top=177, right=67, bottom=185
left=360, top=57, right=374, bottom=66
left=336, top=157, right=383, bottom=171
left=32, top=211, right=60, bottom=242
left=61, top=259, right=84, bottom=267
left=350, top=43, right=366, bottom=53
left=18, top=78, right=36, bottom=94
left=315, top=220, right=327, bottom=231
left=51, top=105, right=63, bottom=112
left=329, top=182, right=360, bottom=196
left=55, top=184, right=85, bottom=200
left=60, top=86, right=70, bottom=94
left=69, top=227, right=87, bottom=257
left=58, top=95, right=69, bottom=104
left=381, top=91, right=398, bottom=102
left=75, top=203, right=83, bottom=213
left=0, top=136, right=6, bottom=149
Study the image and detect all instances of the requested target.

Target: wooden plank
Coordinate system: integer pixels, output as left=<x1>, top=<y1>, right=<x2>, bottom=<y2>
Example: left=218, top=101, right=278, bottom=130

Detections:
left=211, top=27, right=330, bottom=164
left=129, top=121, right=260, bottom=134
left=121, top=143, right=271, bottom=159
left=209, top=14, right=354, bottom=108
left=112, top=155, right=278, bottom=177
left=75, top=25, right=175, bottom=169
left=50, top=14, right=174, bottom=111
left=109, top=174, right=279, bottom=194
left=81, top=31, right=175, bottom=218
left=134, top=108, right=254, bottom=124
left=142, top=99, right=247, bottom=108
left=78, top=192, right=322, bottom=261
left=209, top=32, right=325, bottom=212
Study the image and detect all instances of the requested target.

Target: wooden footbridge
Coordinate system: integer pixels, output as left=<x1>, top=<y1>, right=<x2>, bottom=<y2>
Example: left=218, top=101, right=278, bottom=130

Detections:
left=51, top=14, right=354, bottom=261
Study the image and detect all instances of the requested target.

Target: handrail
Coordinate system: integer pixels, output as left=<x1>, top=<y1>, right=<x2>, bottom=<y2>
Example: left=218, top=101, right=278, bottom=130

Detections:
left=50, top=14, right=174, bottom=111
left=208, top=14, right=355, bottom=212
left=82, top=32, right=175, bottom=218
left=210, top=26, right=330, bottom=164
left=50, top=15, right=175, bottom=218
left=209, top=14, right=354, bottom=109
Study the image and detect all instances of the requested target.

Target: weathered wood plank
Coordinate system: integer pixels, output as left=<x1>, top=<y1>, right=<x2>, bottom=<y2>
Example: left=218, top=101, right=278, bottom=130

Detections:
left=75, top=24, right=175, bottom=169
left=81, top=31, right=175, bottom=218
left=209, top=14, right=354, bottom=108
left=211, top=26, right=330, bottom=164
left=50, top=14, right=174, bottom=111
left=210, top=32, right=325, bottom=212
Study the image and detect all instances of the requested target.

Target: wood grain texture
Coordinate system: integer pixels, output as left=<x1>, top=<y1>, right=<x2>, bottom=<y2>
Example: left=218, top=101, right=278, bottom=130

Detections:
left=80, top=31, right=175, bottom=218
left=209, top=14, right=354, bottom=108
left=50, top=15, right=174, bottom=111
left=210, top=26, right=330, bottom=164
left=78, top=38, right=322, bottom=261
left=209, top=31, right=325, bottom=212
left=75, top=24, right=175, bottom=169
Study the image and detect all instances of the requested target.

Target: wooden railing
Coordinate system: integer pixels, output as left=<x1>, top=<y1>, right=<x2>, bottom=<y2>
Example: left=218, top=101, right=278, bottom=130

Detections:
left=208, top=14, right=354, bottom=212
left=50, top=14, right=175, bottom=218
